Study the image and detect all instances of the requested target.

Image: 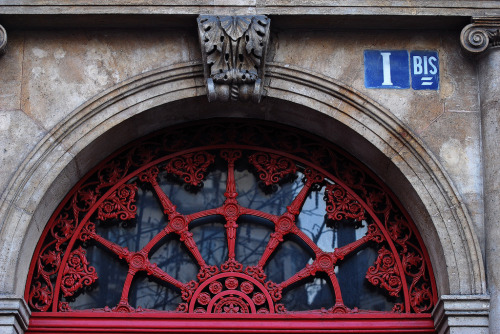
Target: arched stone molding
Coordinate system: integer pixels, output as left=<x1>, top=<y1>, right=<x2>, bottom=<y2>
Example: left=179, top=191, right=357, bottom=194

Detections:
left=0, top=61, right=487, bottom=329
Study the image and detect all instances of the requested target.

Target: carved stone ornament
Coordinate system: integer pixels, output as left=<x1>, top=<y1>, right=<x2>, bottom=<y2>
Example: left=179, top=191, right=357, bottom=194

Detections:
left=460, top=17, right=500, bottom=55
left=0, top=24, right=7, bottom=56
left=197, top=15, right=270, bottom=103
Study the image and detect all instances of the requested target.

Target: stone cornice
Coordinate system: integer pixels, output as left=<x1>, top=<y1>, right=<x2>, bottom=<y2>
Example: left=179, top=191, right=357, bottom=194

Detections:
left=0, top=25, right=7, bottom=56
left=461, top=17, right=500, bottom=55
left=1, top=1, right=500, bottom=17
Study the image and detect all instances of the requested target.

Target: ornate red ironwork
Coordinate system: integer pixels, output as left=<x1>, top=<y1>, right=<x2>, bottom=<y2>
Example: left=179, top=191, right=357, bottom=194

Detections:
left=97, top=183, right=138, bottom=221
left=366, top=246, right=403, bottom=297
left=248, top=152, right=297, bottom=186
left=187, top=265, right=285, bottom=314
left=60, top=247, right=98, bottom=299
left=25, top=120, right=437, bottom=326
left=324, top=183, right=365, bottom=222
left=164, top=151, right=215, bottom=187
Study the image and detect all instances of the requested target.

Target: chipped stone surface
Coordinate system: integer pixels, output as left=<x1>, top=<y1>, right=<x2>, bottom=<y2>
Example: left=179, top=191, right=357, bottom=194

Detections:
left=422, top=111, right=483, bottom=251
left=0, top=32, right=23, bottom=111
left=478, top=47, right=500, bottom=334
left=0, top=110, right=46, bottom=198
left=19, top=30, right=199, bottom=130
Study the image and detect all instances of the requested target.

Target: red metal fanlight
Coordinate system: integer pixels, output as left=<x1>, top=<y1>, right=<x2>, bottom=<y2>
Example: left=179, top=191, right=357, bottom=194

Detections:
left=25, top=120, right=437, bottom=333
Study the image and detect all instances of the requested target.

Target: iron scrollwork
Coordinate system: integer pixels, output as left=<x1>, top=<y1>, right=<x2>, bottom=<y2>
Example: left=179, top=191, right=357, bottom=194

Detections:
left=197, top=15, right=271, bottom=103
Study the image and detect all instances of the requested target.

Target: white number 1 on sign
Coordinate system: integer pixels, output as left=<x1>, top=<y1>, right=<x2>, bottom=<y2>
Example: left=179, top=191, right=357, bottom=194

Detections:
left=381, top=52, right=393, bottom=86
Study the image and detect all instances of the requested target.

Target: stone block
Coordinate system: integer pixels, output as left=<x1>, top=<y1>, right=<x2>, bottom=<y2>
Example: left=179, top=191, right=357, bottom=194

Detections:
left=0, top=298, right=29, bottom=334
left=433, top=295, right=490, bottom=334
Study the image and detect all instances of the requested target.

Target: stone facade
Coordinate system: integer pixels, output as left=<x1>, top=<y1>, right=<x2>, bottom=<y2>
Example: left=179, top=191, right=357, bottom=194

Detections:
left=0, top=1, right=499, bottom=333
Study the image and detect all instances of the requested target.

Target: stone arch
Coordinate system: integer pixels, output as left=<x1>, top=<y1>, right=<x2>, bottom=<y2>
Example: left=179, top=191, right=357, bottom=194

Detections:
left=0, top=61, right=485, bottom=306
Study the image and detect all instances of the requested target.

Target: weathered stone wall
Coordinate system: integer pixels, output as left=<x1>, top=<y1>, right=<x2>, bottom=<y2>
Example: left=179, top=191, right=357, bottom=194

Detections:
left=0, top=27, right=484, bottom=249
left=0, top=29, right=200, bottom=195
left=0, top=17, right=492, bottom=333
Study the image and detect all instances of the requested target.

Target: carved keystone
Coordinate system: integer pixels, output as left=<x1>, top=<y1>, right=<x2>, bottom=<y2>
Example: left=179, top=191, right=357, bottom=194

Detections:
left=197, top=15, right=270, bottom=103
left=0, top=24, right=7, bottom=56
left=461, top=17, right=500, bottom=55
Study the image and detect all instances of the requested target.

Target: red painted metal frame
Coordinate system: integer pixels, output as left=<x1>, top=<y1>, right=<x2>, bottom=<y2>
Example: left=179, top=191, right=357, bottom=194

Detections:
left=25, top=119, right=438, bottom=332
left=27, top=313, right=436, bottom=333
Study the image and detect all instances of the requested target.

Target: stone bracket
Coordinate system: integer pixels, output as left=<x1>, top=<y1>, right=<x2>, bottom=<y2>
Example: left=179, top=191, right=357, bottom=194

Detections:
left=433, top=295, right=490, bottom=334
left=0, top=24, right=7, bottom=56
left=197, top=15, right=270, bottom=103
left=461, top=17, right=500, bottom=55
left=0, top=297, right=30, bottom=334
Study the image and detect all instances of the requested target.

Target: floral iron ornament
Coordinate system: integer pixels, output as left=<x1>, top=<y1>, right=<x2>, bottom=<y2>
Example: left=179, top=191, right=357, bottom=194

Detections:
left=197, top=15, right=270, bottom=102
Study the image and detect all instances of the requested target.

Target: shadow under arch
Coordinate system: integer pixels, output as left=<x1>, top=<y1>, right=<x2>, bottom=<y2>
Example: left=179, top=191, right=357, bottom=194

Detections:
left=0, top=61, right=485, bottom=305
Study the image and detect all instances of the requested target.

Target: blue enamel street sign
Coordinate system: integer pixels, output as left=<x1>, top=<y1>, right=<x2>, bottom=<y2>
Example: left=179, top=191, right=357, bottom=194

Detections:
left=364, top=50, right=410, bottom=89
left=364, top=50, right=439, bottom=90
left=410, top=50, right=439, bottom=90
